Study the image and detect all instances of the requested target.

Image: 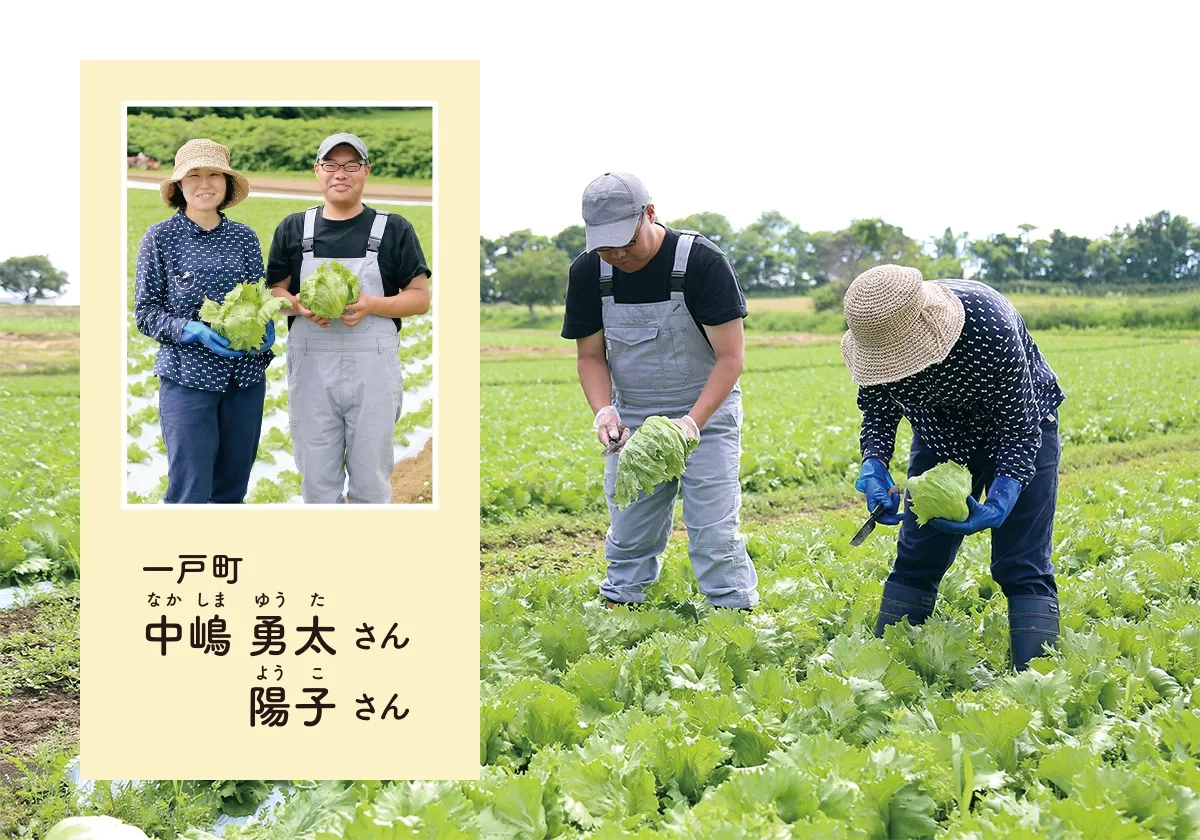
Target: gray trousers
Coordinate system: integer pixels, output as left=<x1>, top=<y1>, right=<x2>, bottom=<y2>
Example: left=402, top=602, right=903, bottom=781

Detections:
left=286, top=334, right=403, bottom=503
left=600, top=396, right=759, bottom=609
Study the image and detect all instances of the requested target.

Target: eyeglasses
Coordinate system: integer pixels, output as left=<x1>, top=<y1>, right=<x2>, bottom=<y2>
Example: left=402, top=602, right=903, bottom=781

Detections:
left=596, top=212, right=645, bottom=253
left=318, top=161, right=365, bottom=173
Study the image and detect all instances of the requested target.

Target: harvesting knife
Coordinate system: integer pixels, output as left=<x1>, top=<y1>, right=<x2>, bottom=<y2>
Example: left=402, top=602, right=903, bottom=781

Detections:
left=850, top=486, right=900, bottom=547
left=600, top=424, right=630, bottom=457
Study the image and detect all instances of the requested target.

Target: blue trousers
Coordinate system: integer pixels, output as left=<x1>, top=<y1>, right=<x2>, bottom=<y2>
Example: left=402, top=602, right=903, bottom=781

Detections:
left=159, top=376, right=265, bottom=504
left=888, top=417, right=1060, bottom=599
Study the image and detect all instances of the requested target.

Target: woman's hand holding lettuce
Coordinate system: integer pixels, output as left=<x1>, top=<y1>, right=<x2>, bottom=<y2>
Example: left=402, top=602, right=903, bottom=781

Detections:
left=198, top=280, right=287, bottom=352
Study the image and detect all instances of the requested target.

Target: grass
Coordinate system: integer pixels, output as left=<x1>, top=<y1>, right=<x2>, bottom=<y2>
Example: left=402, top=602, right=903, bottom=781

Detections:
left=0, top=373, right=80, bottom=397
left=481, top=290, right=1200, bottom=334
left=126, top=189, right=433, bottom=300
left=0, top=316, right=80, bottom=334
left=128, top=167, right=431, bottom=188
left=0, top=587, right=79, bottom=700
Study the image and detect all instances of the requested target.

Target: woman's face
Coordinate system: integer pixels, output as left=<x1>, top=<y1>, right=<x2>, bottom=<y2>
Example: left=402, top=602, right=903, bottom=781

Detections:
left=178, top=168, right=228, bottom=211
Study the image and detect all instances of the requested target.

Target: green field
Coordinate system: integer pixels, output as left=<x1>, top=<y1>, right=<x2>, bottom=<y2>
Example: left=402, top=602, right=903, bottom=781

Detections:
left=478, top=332, right=1200, bottom=521
left=6, top=298, right=1200, bottom=835
left=126, top=189, right=433, bottom=297
left=483, top=290, right=1200, bottom=335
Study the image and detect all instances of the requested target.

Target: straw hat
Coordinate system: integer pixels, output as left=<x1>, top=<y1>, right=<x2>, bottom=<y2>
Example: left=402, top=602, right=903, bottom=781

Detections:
left=159, top=139, right=250, bottom=208
left=840, top=265, right=966, bottom=387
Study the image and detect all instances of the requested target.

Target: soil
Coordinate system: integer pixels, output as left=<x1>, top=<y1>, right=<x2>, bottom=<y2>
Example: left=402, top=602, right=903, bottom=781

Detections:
left=0, top=689, right=79, bottom=784
left=126, top=169, right=432, bottom=202
left=0, top=604, right=80, bottom=785
left=0, top=330, right=81, bottom=374
left=391, top=438, right=433, bottom=503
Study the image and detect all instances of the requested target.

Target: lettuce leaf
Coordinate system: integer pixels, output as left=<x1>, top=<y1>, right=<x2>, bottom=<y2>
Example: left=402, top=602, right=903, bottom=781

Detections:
left=614, top=416, right=698, bottom=510
left=907, top=460, right=972, bottom=527
left=300, top=259, right=360, bottom=319
left=198, top=280, right=286, bottom=351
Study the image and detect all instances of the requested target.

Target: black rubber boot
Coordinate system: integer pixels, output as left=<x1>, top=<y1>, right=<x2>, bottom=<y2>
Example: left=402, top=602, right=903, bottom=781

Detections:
left=1008, top=595, right=1060, bottom=671
left=874, top=581, right=938, bottom=637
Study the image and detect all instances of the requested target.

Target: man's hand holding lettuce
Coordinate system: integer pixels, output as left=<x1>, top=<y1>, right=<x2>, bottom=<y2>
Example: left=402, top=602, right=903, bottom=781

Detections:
left=300, top=260, right=361, bottom=319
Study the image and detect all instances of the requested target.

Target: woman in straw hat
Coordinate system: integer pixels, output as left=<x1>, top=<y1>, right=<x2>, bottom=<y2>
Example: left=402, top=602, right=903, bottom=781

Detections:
left=841, top=264, right=1065, bottom=671
left=133, top=138, right=276, bottom=504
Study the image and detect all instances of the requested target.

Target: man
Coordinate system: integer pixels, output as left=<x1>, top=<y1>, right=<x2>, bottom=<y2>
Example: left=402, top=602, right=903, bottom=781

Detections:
left=267, top=133, right=431, bottom=503
left=841, top=264, right=1065, bottom=670
left=562, top=172, right=759, bottom=610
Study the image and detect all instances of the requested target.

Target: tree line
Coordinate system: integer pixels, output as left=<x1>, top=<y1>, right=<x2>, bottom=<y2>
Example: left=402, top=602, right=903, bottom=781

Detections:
left=482, top=210, right=1200, bottom=314
left=127, top=114, right=433, bottom=180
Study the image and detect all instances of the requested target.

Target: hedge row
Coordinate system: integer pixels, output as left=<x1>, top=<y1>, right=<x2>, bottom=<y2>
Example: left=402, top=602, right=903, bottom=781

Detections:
left=127, top=114, right=432, bottom=180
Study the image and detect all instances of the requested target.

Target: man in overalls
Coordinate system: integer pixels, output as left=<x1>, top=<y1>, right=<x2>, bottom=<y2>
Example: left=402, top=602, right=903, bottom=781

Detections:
left=842, top=264, right=1065, bottom=670
left=562, top=172, right=759, bottom=610
left=267, top=133, right=431, bottom=503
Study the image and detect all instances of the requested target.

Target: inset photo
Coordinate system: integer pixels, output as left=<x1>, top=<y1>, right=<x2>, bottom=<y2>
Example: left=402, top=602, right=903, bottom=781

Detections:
left=123, top=105, right=435, bottom=506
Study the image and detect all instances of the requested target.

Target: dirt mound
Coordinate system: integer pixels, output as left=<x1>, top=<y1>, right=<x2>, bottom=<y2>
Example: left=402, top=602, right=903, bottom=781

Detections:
left=391, top=438, right=433, bottom=503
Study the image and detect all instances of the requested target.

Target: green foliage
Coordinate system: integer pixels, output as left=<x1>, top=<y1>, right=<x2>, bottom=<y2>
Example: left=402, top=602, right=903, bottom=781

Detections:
left=127, top=111, right=433, bottom=180
left=907, top=460, right=973, bottom=526
left=298, top=260, right=360, bottom=319
left=494, top=246, right=571, bottom=318
left=198, top=281, right=287, bottom=351
left=614, top=417, right=699, bottom=510
left=0, top=255, right=70, bottom=302
left=481, top=209, right=1200, bottom=301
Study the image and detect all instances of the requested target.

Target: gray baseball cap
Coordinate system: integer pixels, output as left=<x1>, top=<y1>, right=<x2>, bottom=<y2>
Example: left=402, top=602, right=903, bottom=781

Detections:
left=315, top=132, right=370, bottom=163
left=582, top=172, right=650, bottom=251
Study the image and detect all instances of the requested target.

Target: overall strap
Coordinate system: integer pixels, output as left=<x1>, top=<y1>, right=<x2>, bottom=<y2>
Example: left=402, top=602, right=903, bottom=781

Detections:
left=599, top=257, right=614, bottom=299
left=367, top=210, right=389, bottom=253
left=671, top=231, right=699, bottom=293
left=301, top=206, right=321, bottom=257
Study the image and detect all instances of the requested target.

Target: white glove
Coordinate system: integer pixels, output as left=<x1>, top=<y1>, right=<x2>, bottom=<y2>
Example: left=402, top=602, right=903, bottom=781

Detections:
left=671, top=415, right=700, bottom=441
left=594, top=405, right=631, bottom=448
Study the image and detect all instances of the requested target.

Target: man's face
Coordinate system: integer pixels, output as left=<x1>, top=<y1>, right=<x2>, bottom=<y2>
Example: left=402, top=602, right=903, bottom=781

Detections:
left=594, top=208, right=655, bottom=273
left=315, top=144, right=369, bottom=206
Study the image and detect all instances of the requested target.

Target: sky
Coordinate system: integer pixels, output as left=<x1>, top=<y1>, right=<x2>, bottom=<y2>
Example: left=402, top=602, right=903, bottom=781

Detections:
left=2, top=2, right=1197, bottom=305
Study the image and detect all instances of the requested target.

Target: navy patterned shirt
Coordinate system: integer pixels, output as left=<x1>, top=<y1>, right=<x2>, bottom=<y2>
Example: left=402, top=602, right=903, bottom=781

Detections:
left=134, top=211, right=273, bottom=392
left=857, top=280, right=1065, bottom=486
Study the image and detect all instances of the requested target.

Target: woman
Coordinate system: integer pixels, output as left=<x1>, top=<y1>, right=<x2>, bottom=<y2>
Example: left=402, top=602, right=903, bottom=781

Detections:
left=133, top=138, right=274, bottom=503
left=842, top=264, right=1065, bottom=671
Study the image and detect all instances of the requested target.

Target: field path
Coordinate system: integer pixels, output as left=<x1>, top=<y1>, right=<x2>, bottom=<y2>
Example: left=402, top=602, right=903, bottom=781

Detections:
left=126, top=169, right=432, bottom=202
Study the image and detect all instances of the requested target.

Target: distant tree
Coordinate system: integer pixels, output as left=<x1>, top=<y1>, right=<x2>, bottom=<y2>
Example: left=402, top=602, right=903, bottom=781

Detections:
left=0, top=255, right=68, bottom=302
left=553, top=225, right=587, bottom=259
left=480, top=236, right=500, bottom=303
left=1044, top=230, right=1094, bottom=284
left=665, top=212, right=736, bottom=250
left=729, top=211, right=804, bottom=294
left=494, top=247, right=571, bottom=319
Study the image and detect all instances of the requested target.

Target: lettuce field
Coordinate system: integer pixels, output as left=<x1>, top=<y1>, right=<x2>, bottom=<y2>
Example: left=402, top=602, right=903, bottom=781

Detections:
left=212, top=327, right=1200, bottom=837
left=5, top=304, right=1200, bottom=836
left=123, top=188, right=434, bottom=504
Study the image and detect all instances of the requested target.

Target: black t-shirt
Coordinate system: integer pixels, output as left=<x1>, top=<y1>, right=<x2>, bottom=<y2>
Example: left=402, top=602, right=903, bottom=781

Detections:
left=561, top=224, right=748, bottom=340
left=266, top=205, right=430, bottom=330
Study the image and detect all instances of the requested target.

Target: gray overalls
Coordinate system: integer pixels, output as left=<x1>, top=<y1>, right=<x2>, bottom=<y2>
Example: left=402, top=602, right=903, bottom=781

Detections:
left=599, top=232, right=759, bottom=609
left=286, top=207, right=403, bottom=503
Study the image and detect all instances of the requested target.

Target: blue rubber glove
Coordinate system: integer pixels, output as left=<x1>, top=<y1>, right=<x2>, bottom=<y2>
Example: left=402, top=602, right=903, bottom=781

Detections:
left=854, top=457, right=903, bottom=526
left=930, top=475, right=1022, bottom=535
left=180, top=321, right=244, bottom=358
left=248, top=319, right=275, bottom=355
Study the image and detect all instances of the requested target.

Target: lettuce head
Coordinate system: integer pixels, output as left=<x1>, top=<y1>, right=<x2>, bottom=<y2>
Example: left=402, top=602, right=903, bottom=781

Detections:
left=614, top=416, right=699, bottom=510
left=300, top=259, right=360, bottom=319
left=46, top=816, right=150, bottom=840
left=907, top=460, right=973, bottom=526
left=198, top=280, right=287, bottom=351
